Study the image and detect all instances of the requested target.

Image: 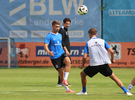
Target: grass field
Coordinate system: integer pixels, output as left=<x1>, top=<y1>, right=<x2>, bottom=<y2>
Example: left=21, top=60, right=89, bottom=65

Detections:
left=0, top=67, right=134, bottom=100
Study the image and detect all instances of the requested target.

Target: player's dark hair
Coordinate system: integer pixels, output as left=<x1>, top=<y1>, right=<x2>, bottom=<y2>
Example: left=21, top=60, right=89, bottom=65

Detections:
left=63, top=18, right=71, bottom=23
left=52, top=20, right=60, bottom=26
left=88, top=28, right=97, bottom=35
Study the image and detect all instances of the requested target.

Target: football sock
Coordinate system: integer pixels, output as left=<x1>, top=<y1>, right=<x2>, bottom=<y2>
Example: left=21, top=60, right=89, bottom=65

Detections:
left=63, top=84, right=69, bottom=91
left=64, top=72, right=69, bottom=80
left=127, top=84, right=133, bottom=92
left=58, top=76, right=61, bottom=84
left=121, top=86, right=128, bottom=93
left=82, top=87, right=86, bottom=93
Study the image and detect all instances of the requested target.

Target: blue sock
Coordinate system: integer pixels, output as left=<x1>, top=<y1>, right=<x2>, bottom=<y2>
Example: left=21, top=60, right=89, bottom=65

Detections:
left=82, top=87, right=86, bottom=93
left=121, top=86, right=127, bottom=93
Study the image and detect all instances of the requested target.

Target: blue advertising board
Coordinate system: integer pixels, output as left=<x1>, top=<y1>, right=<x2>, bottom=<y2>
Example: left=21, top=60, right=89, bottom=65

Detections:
left=36, top=46, right=85, bottom=57
left=0, top=0, right=101, bottom=42
left=102, top=0, right=135, bottom=42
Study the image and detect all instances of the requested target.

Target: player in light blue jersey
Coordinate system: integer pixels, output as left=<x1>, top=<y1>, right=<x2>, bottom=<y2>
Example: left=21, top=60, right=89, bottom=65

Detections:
left=45, top=31, right=65, bottom=59
left=76, top=28, right=132, bottom=96
left=44, top=20, right=75, bottom=93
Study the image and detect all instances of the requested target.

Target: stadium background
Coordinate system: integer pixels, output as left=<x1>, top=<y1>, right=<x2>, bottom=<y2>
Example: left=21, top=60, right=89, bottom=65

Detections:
left=0, top=0, right=135, bottom=67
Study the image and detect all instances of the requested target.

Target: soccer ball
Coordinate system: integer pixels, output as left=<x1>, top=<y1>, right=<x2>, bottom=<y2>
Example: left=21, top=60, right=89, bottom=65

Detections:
left=78, top=5, right=88, bottom=15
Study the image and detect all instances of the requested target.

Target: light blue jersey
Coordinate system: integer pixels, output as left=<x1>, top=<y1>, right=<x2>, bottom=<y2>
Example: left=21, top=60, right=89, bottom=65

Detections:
left=44, top=32, right=65, bottom=59
left=84, top=37, right=111, bottom=66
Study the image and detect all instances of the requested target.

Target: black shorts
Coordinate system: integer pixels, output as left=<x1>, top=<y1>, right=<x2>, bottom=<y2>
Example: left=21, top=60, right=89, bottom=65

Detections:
left=51, top=53, right=68, bottom=70
left=84, top=64, right=113, bottom=78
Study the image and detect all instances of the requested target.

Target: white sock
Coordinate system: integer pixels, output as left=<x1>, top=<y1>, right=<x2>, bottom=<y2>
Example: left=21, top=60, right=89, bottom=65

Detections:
left=64, top=72, right=69, bottom=80
left=62, top=84, right=69, bottom=91
left=127, top=84, right=133, bottom=92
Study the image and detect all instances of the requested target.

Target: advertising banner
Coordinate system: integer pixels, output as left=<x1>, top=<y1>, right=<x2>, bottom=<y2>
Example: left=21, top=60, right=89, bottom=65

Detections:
left=0, top=0, right=101, bottom=42
left=102, top=0, right=135, bottom=42
left=15, top=42, right=90, bottom=67
left=0, top=42, right=134, bottom=67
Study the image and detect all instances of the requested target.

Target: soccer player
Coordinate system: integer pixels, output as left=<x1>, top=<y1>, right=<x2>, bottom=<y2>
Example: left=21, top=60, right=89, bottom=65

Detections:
left=76, top=28, right=132, bottom=96
left=56, top=18, right=71, bottom=86
left=44, top=20, right=75, bottom=93
left=127, top=77, right=135, bottom=92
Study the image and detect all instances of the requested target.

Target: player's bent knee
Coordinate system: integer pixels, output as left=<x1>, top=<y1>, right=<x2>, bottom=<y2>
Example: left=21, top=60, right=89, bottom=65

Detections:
left=67, top=60, right=71, bottom=65
left=63, top=57, right=71, bottom=65
left=80, top=71, right=86, bottom=77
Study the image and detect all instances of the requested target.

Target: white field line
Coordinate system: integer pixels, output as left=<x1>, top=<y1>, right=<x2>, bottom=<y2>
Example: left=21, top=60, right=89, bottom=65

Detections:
left=0, top=92, right=13, bottom=94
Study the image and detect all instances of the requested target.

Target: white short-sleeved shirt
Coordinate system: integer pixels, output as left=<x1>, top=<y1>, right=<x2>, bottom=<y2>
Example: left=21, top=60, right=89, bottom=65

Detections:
left=84, top=37, right=111, bottom=66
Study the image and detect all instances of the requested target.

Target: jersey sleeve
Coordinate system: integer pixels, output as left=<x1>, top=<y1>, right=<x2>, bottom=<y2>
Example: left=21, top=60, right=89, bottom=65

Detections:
left=104, top=41, right=110, bottom=50
left=44, top=34, right=50, bottom=44
left=84, top=43, right=88, bottom=54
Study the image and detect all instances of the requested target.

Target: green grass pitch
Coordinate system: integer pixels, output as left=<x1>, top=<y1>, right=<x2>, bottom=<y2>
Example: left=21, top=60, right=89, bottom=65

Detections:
left=0, top=67, right=134, bottom=100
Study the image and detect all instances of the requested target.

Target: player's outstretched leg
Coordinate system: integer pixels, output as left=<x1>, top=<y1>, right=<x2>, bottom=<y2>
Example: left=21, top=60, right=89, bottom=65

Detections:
left=76, top=71, right=87, bottom=95
left=109, top=72, right=132, bottom=96
left=127, top=77, right=135, bottom=92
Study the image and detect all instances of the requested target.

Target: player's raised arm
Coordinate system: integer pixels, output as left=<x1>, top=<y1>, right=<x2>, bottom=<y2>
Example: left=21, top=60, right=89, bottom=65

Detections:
left=79, top=53, right=87, bottom=69
left=104, top=41, right=115, bottom=63
left=78, top=42, right=88, bottom=69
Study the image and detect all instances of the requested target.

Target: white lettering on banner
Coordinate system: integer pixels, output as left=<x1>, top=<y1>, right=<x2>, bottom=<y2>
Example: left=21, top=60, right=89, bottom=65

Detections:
left=30, top=0, right=84, bottom=15
left=81, top=50, right=84, bottom=55
left=37, top=50, right=49, bottom=55
left=30, top=0, right=46, bottom=15
left=70, top=50, right=79, bottom=55
left=30, top=18, right=83, bottom=26
left=62, top=0, right=84, bottom=15
left=68, top=31, right=84, bottom=38
left=108, top=9, right=135, bottom=16
left=10, top=0, right=14, bottom=3
left=31, top=31, right=49, bottom=38
left=10, top=31, right=27, bottom=37
left=71, top=18, right=84, bottom=25
left=49, top=0, right=62, bottom=15
left=10, top=3, right=26, bottom=16
left=11, top=17, right=26, bottom=25
left=30, top=18, right=57, bottom=26
left=9, top=2, right=26, bottom=25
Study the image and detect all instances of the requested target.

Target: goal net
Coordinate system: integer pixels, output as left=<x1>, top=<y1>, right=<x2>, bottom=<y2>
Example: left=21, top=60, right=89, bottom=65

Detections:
left=0, top=38, right=18, bottom=68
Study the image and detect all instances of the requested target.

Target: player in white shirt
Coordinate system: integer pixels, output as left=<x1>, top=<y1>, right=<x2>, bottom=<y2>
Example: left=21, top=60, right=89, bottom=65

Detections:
left=76, top=28, right=132, bottom=96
